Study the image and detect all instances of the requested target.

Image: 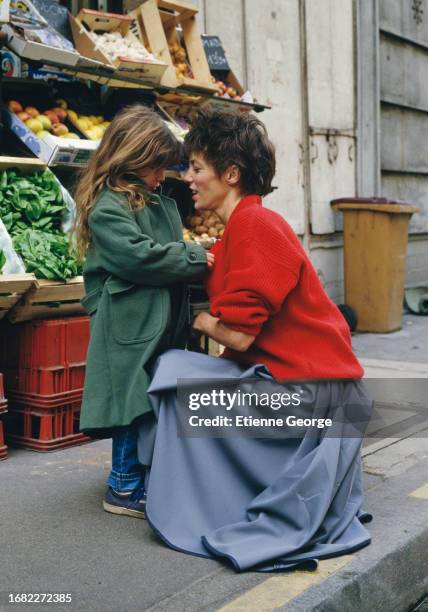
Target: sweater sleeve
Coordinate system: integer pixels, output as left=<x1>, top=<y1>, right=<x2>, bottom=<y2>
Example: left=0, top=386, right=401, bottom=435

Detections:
left=88, top=195, right=208, bottom=286
left=210, top=236, right=300, bottom=336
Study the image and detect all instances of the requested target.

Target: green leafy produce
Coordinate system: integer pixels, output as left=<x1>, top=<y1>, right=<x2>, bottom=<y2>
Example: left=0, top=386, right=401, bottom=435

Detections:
left=0, top=167, right=80, bottom=281
left=0, top=168, right=66, bottom=237
left=13, top=230, right=81, bottom=281
left=0, top=248, right=6, bottom=272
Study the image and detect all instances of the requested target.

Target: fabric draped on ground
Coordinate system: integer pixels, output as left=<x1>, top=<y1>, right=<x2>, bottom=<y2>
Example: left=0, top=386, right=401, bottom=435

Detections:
left=137, top=349, right=372, bottom=572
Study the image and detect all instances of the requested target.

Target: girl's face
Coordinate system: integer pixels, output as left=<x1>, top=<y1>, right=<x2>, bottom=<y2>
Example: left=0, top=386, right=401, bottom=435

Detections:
left=137, top=167, right=166, bottom=191
left=185, top=153, right=231, bottom=211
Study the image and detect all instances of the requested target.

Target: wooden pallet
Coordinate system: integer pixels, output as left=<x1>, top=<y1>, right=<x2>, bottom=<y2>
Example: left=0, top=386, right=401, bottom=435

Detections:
left=0, top=274, right=36, bottom=321
left=8, top=276, right=85, bottom=323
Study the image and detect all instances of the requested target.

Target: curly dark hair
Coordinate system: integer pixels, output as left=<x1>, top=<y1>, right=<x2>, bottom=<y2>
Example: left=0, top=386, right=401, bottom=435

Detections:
left=184, top=107, right=276, bottom=196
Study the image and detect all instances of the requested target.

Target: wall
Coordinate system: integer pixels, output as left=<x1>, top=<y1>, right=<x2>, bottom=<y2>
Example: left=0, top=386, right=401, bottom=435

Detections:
left=194, top=0, right=358, bottom=301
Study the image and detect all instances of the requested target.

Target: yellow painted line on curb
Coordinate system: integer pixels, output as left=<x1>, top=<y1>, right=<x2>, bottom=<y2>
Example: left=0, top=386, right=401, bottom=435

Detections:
left=219, top=555, right=354, bottom=612
left=409, top=483, right=428, bottom=499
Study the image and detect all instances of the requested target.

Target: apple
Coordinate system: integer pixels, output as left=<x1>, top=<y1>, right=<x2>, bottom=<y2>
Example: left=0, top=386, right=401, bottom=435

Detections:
left=25, top=106, right=40, bottom=118
left=37, top=130, right=50, bottom=139
left=52, top=123, right=69, bottom=136
left=61, top=132, right=80, bottom=139
left=44, top=111, right=59, bottom=124
left=8, top=100, right=23, bottom=113
left=66, top=109, right=78, bottom=122
left=52, top=107, right=67, bottom=121
left=76, top=118, right=91, bottom=131
left=17, top=111, right=30, bottom=122
left=36, top=114, right=52, bottom=130
left=25, top=118, right=43, bottom=133
left=55, top=98, right=68, bottom=109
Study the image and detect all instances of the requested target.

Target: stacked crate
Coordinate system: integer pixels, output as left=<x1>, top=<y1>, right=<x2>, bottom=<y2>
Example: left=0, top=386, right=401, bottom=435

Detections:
left=0, top=317, right=91, bottom=451
left=0, top=374, right=8, bottom=460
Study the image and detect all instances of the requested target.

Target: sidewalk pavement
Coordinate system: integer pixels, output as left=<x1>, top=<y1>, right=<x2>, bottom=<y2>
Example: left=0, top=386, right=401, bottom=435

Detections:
left=0, top=314, right=427, bottom=612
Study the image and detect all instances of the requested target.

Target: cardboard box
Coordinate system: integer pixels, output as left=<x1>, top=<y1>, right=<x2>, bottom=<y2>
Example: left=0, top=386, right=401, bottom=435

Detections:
left=4, top=24, right=80, bottom=67
left=69, top=9, right=168, bottom=85
left=131, top=0, right=218, bottom=93
left=2, top=110, right=98, bottom=167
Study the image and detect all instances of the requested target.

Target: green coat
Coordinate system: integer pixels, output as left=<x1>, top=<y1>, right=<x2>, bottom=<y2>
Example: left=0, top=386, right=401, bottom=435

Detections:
left=79, top=186, right=207, bottom=434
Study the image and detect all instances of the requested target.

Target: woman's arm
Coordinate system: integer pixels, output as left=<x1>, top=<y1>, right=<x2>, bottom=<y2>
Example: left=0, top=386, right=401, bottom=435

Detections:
left=192, top=311, right=255, bottom=352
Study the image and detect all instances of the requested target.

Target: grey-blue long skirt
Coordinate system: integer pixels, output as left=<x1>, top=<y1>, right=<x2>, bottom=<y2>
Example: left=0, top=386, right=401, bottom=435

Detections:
left=138, top=349, right=372, bottom=572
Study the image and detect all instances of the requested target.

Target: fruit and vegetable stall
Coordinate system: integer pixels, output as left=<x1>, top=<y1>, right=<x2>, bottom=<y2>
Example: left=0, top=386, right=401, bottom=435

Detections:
left=0, top=0, right=268, bottom=457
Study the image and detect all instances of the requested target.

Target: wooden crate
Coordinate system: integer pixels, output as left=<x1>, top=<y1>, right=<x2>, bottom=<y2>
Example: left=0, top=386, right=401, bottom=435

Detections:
left=8, top=277, right=85, bottom=323
left=69, top=9, right=168, bottom=85
left=0, top=274, right=36, bottom=321
left=131, top=0, right=218, bottom=93
left=0, top=156, right=46, bottom=173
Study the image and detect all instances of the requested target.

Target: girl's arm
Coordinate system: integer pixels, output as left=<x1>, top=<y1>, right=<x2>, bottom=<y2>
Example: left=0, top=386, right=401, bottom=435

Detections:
left=88, top=195, right=208, bottom=285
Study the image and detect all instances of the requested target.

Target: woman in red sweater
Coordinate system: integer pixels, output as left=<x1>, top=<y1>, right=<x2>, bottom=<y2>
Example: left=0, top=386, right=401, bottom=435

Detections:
left=188, top=109, right=363, bottom=381
left=138, top=108, right=372, bottom=572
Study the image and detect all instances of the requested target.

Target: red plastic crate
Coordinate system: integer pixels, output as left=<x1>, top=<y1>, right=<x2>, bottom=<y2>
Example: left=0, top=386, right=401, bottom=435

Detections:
left=0, top=417, right=7, bottom=460
left=0, top=316, right=90, bottom=369
left=3, top=364, right=86, bottom=395
left=5, top=390, right=90, bottom=452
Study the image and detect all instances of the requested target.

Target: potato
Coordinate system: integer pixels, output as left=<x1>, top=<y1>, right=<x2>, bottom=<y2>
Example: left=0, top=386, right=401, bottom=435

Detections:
left=189, top=215, right=203, bottom=228
left=175, top=48, right=187, bottom=62
left=205, top=218, right=216, bottom=228
left=208, top=227, right=218, bottom=237
left=195, top=224, right=208, bottom=234
left=214, top=222, right=224, bottom=230
left=218, top=228, right=224, bottom=237
left=201, top=233, right=209, bottom=239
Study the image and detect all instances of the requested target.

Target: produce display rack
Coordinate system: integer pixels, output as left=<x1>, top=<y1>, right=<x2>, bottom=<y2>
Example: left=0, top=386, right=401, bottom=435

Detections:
left=46, top=58, right=269, bottom=112
left=0, top=5, right=269, bottom=325
left=8, top=276, right=85, bottom=323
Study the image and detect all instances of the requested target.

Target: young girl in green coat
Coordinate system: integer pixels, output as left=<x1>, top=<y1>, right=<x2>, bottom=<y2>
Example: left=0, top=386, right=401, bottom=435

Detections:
left=74, top=104, right=212, bottom=518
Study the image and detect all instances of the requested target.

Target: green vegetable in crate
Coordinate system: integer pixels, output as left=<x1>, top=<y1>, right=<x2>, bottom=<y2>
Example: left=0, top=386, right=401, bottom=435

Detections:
left=0, top=168, right=66, bottom=237
left=0, top=248, right=5, bottom=272
left=13, top=230, right=81, bottom=281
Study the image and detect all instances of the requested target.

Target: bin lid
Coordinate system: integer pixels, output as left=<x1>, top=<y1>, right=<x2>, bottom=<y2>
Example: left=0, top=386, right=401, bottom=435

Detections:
left=331, top=197, right=420, bottom=214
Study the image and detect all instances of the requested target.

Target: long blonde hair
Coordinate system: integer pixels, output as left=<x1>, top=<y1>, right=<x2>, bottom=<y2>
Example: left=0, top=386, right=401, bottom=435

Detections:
left=73, top=104, right=181, bottom=259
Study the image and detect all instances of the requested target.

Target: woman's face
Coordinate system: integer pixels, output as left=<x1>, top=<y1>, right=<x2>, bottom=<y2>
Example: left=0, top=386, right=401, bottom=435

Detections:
left=185, top=153, right=231, bottom=211
left=137, top=167, right=166, bottom=191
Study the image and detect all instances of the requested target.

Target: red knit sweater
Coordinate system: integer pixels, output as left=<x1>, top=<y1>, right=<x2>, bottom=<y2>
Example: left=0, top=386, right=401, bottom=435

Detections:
left=206, top=195, right=363, bottom=380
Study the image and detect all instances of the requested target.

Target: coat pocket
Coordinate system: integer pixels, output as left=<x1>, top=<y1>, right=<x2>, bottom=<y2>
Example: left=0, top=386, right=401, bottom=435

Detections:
left=106, top=279, right=165, bottom=344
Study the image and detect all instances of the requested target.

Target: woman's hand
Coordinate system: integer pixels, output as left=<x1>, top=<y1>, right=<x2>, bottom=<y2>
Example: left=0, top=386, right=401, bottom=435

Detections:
left=206, top=252, right=215, bottom=270
left=193, top=311, right=212, bottom=334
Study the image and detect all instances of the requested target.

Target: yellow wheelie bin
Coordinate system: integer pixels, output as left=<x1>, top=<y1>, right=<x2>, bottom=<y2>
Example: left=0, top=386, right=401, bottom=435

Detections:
left=331, top=198, right=420, bottom=333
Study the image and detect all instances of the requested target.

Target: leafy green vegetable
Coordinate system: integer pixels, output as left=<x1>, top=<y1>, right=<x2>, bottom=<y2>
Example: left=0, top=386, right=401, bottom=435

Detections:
left=0, top=249, right=6, bottom=272
left=0, top=168, right=66, bottom=238
left=0, top=168, right=80, bottom=281
left=13, top=230, right=82, bottom=281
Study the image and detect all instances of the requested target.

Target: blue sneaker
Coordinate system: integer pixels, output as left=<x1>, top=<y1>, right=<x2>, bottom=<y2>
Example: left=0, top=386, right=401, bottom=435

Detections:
left=103, top=486, right=147, bottom=519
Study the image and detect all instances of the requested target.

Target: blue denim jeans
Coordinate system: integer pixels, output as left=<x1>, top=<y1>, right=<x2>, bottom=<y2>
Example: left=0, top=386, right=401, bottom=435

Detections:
left=106, top=423, right=145, bottom=493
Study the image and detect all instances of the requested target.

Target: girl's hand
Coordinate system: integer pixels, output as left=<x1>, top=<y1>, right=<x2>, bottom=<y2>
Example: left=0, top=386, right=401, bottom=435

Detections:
left=206, top=252, right=215, bottom=270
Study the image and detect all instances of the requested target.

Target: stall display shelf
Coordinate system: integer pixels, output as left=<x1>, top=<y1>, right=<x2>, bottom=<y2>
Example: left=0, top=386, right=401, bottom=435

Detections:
left=8, top=277, right=85, bottom=323
left=0, top=273, right=36, bottom=321
left=2, top=63, right=269, bottom=113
